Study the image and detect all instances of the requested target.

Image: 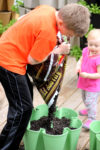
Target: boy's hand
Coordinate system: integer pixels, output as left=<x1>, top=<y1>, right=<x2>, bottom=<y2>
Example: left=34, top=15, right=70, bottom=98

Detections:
left=52, top=42, right=70, bottom=55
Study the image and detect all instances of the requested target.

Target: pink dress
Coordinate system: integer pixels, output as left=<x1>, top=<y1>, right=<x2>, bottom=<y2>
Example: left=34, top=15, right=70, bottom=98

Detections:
left=77, top=47, right=100, bottom=92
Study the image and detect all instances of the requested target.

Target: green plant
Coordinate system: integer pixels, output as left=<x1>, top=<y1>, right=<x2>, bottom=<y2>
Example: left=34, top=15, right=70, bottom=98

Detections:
left=11, top=0, right=24, bottom=13
left=78, top=0, right=89, bottom=8
left=11, top=5, right=19, bottom=13
left=78, top=0, right=100, bottom=14
left=89, top=3, right=100, bottom=14
left=70, top=45, right=82, bottom=61
left=84, top=24, right=95, bottom=38
left=16, top=0, right=24, bottom=6
left=0, top=23, right=4, bottom=35
left=0, top=19, right=16, bottom=35
left=4, top=19, right=16, bottom=32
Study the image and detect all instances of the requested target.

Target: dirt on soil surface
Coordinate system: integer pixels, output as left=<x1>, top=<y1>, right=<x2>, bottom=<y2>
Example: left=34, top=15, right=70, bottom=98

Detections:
left=30, top=97, right=76, bottom=135
left=31, top=116, right=71, bottom=135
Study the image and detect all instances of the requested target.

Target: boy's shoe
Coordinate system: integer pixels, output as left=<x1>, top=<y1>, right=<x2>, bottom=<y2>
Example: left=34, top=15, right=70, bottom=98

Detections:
left=82, top=119, right=93, bottom=129
left=79, top=109, right=88, bottom=116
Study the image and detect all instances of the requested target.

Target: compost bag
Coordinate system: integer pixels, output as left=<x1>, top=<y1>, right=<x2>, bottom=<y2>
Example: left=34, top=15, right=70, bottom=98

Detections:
left=27, top=36, right=68, bottom=107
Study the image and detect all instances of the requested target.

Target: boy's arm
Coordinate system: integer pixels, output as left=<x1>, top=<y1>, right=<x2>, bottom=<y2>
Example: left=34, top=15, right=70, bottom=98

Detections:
left=28, top=42, right=70, bottom=65
left=27, top=54, right=48, bottom=65
left=80, top=65, right=100, bottom=79
left=76, top=56, right=82, bottom=73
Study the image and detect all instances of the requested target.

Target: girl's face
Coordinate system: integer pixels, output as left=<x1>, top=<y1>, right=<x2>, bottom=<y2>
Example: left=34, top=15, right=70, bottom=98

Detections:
left=88, top=37, right=100, bottom=56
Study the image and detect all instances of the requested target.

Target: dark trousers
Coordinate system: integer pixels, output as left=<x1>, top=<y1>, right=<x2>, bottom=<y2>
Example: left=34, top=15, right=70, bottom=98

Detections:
left=0, top=66, right=33, bottom=150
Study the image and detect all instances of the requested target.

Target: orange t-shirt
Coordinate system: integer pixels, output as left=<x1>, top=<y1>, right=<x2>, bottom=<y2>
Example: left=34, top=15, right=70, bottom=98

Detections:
left=0, top=5, right=58, bottom=75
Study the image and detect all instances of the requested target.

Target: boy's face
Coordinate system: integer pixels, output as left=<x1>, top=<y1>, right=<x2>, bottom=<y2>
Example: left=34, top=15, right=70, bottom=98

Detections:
left=56, top=13, right=75, bottom=37
left=58, top=22, right=75, bottom=37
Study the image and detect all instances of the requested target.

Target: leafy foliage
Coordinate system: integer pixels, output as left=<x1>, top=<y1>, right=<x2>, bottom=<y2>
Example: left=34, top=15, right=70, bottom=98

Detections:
left=84, top=24, right=95, bottom=38
left=0, top=19, right=16, bottom=35
left=78, top=0, right=100, bottom=14
left=0, top=23, right=3, bottom=35
left=90, top=3, right=100, bottom=14
left=11, top=0, right=24, bottom=13
left=16, top=0, right=24, bottom=6
left=11, top=4, right=19, bottom=13
left=70, top=46, right=82, bottom=61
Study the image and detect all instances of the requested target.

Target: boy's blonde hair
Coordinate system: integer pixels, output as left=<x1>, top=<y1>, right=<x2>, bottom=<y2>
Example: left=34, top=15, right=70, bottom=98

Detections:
left=58, top=3, right=90, bottom=37
left=88, top=29, right=100, bottom=40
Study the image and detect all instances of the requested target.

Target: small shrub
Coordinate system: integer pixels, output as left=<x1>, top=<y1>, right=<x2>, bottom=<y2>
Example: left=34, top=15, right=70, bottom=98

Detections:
left=78, top=0, right=100, bottom=14
left=70, top=45, right=82, bottom=61
left=0, top=19, right=16, bottom=35
left=11, top=0, right=24, bottom=13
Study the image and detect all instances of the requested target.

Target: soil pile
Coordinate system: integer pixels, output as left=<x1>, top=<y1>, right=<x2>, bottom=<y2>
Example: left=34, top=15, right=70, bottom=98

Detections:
left=30, top=116, right=71, bottom=135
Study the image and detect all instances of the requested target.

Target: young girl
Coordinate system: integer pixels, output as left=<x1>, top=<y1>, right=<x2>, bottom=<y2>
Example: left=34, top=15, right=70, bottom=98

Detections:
left=77, top=29, right=100, bottom=129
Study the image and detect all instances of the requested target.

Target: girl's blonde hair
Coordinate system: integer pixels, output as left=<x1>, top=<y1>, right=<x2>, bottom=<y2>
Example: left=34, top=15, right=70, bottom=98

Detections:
left=58, top=3, right=90, bottom=37
left=88, top=29, right=100, bottom=40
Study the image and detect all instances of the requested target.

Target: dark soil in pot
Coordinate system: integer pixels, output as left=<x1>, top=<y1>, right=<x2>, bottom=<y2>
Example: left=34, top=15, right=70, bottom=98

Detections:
left=30, top=98, right=76, bottom=135
left=30, top=116, right=74, bottom=135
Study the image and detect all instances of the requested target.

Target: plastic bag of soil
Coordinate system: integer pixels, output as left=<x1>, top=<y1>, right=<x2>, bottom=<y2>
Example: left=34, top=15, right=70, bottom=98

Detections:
left=27, top=34, right=68, bottom=107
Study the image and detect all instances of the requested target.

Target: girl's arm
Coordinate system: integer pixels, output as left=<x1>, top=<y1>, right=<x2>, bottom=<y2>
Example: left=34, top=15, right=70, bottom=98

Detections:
left=80, top=65, right=100, bottom=79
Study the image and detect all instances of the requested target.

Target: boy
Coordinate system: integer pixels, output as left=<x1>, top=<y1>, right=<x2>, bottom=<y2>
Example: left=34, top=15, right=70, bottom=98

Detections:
left=0, top=3, right=90, bottom=150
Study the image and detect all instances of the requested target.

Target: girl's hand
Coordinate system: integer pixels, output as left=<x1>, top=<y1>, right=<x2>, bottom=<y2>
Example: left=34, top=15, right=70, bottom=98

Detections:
left=52, top=42, right=70, bottom=55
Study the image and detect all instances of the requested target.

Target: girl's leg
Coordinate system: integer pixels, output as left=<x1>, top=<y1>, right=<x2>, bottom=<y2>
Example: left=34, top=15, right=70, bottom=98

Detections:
left=85, top=91, right=99, bottom=120
left=79, top=90, right=88, bottom=116
left=81, top=90, right=86, bottom=105
left=0, top=66, right=33, bottom=150
left=82, top=91, right=99, bottom=129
